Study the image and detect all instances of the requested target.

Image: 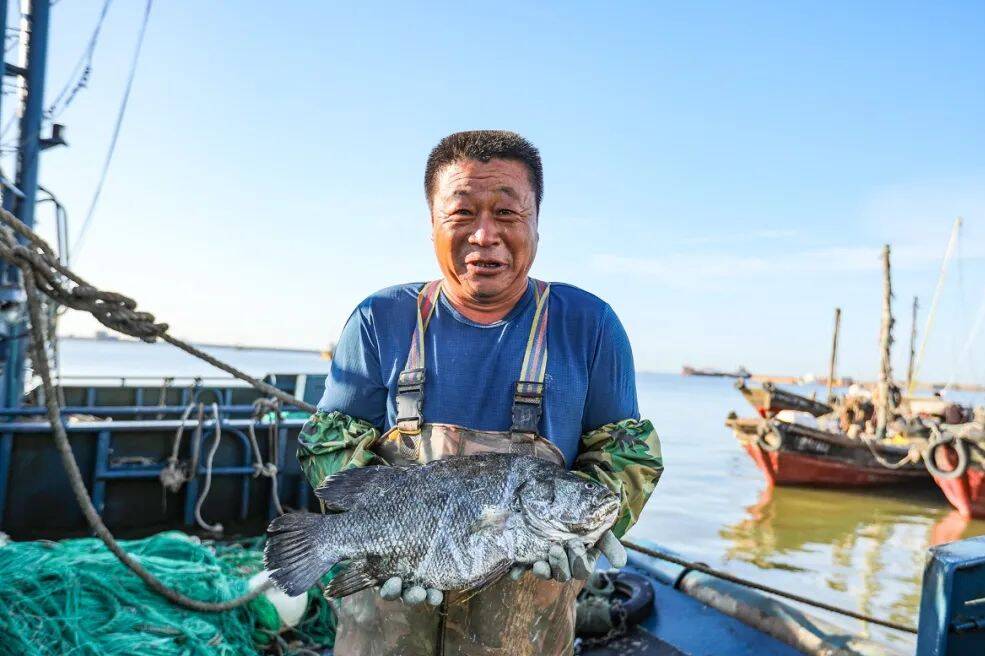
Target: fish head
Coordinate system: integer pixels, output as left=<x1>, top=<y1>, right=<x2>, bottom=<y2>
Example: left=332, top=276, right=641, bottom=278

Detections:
left=516, top=466, right=620, bottom=545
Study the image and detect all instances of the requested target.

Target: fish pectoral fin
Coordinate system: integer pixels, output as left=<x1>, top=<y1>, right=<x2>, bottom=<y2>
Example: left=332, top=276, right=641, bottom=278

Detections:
left=315, top=465, right=404, bottom=512
left=470, top=506, right=510, bottom=533
left=323, top=560, right=377, bottom=599
left=264, top=512, right=339, bottom=597
left=459, top=559, right=512, bottom=594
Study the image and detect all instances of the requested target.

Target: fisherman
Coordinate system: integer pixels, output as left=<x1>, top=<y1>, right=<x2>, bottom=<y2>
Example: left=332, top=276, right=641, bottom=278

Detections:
left=297, top=130, right=663, bottom=655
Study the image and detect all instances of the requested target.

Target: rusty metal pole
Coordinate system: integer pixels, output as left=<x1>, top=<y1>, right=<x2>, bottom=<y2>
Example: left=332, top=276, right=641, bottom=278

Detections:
left=876, top=245, right=894, bottom=439
left=826, top=308, right=841, bottom=403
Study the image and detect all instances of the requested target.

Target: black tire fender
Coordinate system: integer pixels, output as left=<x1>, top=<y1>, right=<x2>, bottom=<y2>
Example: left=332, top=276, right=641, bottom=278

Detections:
left=924, top=430, right=969, bottom=481
left=756, top=422, right=784, bottom=453
left=612, top=571, right=655, bottom=629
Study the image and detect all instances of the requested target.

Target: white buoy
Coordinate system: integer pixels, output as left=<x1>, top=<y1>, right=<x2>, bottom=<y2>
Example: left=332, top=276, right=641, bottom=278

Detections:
left=248, top=570, right=309, bottom=629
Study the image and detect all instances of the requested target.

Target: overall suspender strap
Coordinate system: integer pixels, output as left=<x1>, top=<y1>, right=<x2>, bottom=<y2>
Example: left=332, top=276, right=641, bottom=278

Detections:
left=396, top=278, right=552, bottom=438
left=511, top=279, right=551, bottom=437
left=395, top=280, right=442, bottom=434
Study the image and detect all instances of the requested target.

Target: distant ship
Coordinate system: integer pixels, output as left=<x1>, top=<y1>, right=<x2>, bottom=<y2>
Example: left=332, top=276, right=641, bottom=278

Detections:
left=681, top=364, right=751, bottom=379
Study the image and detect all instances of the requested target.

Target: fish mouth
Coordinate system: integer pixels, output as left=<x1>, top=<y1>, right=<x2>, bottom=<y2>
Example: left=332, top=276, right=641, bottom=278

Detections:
left=590, top=495, right=620, bottom=530
left=579, top=494, right=621, bottom=541
left=600, top=493, right=620, bottom=519
left=551, top=496, right=622, bottom=542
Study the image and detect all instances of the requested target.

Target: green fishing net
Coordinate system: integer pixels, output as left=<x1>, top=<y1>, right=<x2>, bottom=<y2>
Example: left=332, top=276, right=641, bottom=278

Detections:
left=0, top=531, right=335, bottom=655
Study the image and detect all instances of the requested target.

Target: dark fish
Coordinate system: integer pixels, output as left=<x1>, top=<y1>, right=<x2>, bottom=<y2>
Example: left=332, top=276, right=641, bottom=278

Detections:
left=264, top=453, right=619, bottom=598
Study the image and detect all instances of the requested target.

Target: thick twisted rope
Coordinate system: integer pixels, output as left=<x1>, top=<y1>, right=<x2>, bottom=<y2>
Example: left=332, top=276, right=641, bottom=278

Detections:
left=0, top=209, right=306, bottom=611
left=859, top=434, right=923, bottom=470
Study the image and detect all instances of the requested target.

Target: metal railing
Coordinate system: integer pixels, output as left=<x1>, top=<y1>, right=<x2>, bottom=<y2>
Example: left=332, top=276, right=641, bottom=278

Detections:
left=0, top=399, right=313, bottom=533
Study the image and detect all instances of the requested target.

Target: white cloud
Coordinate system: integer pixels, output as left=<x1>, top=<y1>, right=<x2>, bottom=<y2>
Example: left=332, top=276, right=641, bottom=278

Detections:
left=674, top=228, right=800, bottom=247
left=592, top=241, right=985, bottom=287
left=593, top=173, right=985, bottom=288
left=753, top=228, right=799, bottom=240
left=859, top=173, right=985, bottom=242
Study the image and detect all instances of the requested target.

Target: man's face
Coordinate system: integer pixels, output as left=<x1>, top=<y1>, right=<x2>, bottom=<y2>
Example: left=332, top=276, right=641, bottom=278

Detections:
left=430, top=158, right=538, bottom=303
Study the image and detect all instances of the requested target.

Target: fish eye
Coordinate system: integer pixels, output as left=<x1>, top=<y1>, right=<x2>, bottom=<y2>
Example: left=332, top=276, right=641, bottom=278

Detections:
left=584, top=482, right=594, bottom=490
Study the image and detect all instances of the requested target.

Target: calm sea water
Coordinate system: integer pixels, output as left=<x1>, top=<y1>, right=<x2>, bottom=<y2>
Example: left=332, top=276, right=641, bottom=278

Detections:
left=56, top=339, right=985, bottom=651
left=56, top=337, right=334, bottom=380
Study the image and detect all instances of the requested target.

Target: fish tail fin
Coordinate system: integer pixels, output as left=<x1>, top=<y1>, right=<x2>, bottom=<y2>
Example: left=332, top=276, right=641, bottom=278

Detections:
left=264, top=512, right=340, bottom=596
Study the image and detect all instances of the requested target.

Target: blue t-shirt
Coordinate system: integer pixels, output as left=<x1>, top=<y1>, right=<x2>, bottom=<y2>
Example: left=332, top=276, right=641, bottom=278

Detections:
left=317, top=280, right=639, bottom=465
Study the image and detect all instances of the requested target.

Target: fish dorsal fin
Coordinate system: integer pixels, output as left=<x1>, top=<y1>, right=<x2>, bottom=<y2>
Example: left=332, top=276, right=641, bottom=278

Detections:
left=314, top=465, right=403, bottom=511
left=323, top=560, right=376, bottom=599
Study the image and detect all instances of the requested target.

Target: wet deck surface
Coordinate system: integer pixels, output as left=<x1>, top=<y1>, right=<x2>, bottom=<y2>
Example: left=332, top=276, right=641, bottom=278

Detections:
left=581, top=627, right=686, bottom=656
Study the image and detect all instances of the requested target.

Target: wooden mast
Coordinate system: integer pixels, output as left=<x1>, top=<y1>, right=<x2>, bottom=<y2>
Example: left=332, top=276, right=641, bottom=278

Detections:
left=876, top=245, right=894, bottom=439
left=826, top=307, right=841, bottom=403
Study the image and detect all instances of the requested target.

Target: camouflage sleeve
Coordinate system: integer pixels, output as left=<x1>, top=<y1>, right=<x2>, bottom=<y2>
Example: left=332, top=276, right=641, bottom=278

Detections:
left=297, top=410, right=386, bottom=490
left=572, top=418, right=663, bottom=538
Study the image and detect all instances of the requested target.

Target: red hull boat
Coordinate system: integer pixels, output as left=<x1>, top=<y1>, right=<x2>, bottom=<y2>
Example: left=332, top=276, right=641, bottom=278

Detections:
left=740, top=443, right=925, bottom=487
left=934, top=468, right=985, bottom=519
left=728, top=416, right=929, bottom=488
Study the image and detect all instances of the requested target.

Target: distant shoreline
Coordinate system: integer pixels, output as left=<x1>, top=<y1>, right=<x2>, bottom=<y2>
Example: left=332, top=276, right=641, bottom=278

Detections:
left=745, top=374, right=985, bottom=394
left=54, top=341, right=985, bottom=392
left=59, top=334, right=324, bottom=356
left=648, top=369, right=985, bottom=393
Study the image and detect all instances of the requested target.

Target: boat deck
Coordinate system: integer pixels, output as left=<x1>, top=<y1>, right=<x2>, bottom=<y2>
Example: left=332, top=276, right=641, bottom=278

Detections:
left=582, top=628, right=685, bottom=655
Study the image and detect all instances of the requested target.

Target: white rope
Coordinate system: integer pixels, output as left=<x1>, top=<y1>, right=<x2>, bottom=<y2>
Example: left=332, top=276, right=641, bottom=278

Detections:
left=193, top=403, right=224, bottom=533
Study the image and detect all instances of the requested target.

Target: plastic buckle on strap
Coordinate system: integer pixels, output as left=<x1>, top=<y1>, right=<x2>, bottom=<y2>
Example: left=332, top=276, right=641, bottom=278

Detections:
left=396, top=368, right=425, bottom=434
left=511, top=380, right=544, bottom=437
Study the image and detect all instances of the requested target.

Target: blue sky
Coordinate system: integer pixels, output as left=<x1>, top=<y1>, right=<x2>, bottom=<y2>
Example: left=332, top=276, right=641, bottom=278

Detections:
left=9, top=1, right=985, bottom=381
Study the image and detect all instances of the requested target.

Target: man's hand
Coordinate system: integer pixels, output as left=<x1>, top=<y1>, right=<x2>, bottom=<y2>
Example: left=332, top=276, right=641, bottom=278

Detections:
left=509, top=530, right=626, bottom=583
left=379, top=577, right=444, bottom=606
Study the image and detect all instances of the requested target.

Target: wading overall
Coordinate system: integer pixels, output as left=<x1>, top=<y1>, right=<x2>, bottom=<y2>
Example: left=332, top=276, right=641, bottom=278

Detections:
left=333, top=279, right=582, bottom=656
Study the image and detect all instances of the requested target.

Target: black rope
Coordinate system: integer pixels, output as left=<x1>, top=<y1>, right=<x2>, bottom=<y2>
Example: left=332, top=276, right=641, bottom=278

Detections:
left=46, top=0, right=113, bottom=118
left=621, top=540, right=918, bottom=634
left=72, top=0, right=153, bottom=256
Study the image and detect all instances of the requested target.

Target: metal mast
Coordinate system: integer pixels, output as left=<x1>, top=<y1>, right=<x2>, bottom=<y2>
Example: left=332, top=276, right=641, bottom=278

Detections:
left=0, top=0, right=51, bottom=408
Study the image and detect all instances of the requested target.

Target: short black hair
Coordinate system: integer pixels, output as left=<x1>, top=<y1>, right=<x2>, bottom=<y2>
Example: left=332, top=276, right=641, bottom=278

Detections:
left=424, top=130, right=543, bottom=210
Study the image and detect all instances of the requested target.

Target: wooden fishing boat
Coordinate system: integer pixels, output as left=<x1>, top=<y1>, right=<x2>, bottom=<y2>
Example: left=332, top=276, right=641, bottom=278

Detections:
left=734, top=379, right=831, bottom=418
left=729, top=375, right=927, bottom=487
left=729, top=250, right=941, bottom=490
left=726, top=414, right=929, bottom=487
